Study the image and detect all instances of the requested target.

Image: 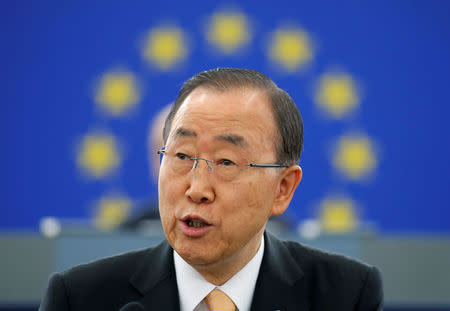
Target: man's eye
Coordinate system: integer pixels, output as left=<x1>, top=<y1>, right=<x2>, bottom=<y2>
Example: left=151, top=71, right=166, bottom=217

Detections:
left=219, top=159, right=236, bottom=166
left=176, top=153, right=189, bottom=160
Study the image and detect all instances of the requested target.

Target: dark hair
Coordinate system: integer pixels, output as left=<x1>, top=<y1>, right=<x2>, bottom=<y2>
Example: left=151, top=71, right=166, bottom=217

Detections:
left=163, top=68, right=303, bottom=165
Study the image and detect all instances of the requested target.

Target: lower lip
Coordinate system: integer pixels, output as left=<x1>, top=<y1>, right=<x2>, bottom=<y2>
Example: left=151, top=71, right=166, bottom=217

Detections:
left=179, top=220, right=212, bottom=237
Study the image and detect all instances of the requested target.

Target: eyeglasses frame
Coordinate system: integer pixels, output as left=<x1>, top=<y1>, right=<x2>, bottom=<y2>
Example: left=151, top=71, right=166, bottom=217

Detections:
left=157, top=147, right=289, bottom=173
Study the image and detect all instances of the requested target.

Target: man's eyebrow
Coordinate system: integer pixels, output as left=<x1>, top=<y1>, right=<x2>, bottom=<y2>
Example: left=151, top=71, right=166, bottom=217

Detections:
left=174, top=127, right=197, bottom=138
left=215, top=134, right=247, bottom=147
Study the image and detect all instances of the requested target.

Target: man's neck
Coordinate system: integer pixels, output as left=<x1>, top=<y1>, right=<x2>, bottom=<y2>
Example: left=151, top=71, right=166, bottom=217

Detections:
left=190, top=232, right=264, bottom=285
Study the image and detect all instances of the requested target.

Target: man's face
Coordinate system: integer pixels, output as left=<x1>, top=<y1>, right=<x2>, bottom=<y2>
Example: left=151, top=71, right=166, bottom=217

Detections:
left=158, top=86, right=284, bottom=271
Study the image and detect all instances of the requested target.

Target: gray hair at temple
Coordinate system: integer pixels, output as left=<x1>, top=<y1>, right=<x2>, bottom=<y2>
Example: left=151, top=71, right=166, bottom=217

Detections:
left=162, top=68, right=303, bottom=165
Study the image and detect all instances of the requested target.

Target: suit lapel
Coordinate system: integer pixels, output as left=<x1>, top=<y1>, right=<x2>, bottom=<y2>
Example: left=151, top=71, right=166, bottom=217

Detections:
left=126, top=233, right=310, bottom=311
left=251, top=232, right=309, bottom=311
left=129, top=240, right=180, bottom=310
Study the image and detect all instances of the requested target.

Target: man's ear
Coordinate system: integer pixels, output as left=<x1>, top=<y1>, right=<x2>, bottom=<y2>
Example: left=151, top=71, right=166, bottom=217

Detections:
left=271, top=165, right=302, bottom=216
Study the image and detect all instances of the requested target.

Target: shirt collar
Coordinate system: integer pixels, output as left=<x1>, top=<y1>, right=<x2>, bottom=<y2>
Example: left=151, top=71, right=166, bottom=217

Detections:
left=174, top=235, right=265, bottom=311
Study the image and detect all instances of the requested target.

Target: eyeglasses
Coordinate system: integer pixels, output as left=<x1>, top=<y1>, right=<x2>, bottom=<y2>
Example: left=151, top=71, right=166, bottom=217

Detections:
left=158, top=148, right=289, bottom=182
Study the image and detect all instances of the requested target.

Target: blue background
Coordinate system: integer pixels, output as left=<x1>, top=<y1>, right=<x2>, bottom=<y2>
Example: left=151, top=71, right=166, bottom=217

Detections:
left=2, top=1, right=450, bottom=232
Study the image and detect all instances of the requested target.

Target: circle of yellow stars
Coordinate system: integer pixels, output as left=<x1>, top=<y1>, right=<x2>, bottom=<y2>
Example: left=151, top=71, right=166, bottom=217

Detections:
left=269, top=28, right=313, bottom=72
left=94, top=193, right=131, bottom=230
left=313, top=70, right=376, bottom=233
left=207, top=11, right=250, bottom=54
left=333, top=134, right=377, bottom=180
left=142, top=26, right=187, bottom=70
left=77, top=132, right=121, bottom=179
left=315, top=73, right=359, bottom=118
left=319, top=196, right=358, bottom=233
left=73, top=8, right=379, bottom=232
left=96, top=71, right=140, bottom=116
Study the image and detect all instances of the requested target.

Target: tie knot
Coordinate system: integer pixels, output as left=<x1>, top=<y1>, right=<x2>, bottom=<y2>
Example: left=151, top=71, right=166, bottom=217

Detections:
left=204, top=289, right=236, bottom=311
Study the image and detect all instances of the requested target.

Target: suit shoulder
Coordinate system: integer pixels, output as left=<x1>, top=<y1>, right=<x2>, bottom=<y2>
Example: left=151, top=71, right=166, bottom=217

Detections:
left=265, top=234, right=383, bottom=309
left=282, top=239, right=376, bottom=279
left=58, top=246, right=154, bottom=285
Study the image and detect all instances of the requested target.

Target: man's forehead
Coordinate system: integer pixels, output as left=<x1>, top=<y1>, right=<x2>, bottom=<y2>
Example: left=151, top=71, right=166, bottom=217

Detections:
left=173, top=127, right=248, bottom=147
left=174, top=87, right=273, bottom=124
left=167, top=86, right=276, bottom=152
left=182, top=85, right=268, bottom=109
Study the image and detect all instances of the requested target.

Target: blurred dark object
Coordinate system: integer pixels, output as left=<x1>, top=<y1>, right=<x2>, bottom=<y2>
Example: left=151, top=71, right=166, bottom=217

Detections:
left=118, top=200, right=162, bottom=234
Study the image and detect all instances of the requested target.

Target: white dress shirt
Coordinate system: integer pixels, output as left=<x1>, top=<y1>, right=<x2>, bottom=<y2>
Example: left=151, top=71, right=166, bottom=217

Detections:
left=174, top=236, right=265, bottom=311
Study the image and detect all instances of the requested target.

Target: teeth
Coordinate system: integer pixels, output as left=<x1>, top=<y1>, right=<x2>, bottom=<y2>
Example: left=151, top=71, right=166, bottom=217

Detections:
left=188, top=219, right=206, bottom=228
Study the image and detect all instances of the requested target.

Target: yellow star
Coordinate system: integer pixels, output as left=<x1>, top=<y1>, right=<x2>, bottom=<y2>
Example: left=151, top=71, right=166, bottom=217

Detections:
left=96, top=71, right=140, bottom=116
left=142, top=26, right=187, bottom=70
left=94, top=194, right=131, bottom=230
left=207, top=11, right=250, bottom=54
left=319, top=196, right=358, bottom=233
left=77, top=133, right=120, bottom=179
left=333, top=134, right=377, bottom=180
left=269, top=28, right=313, bottom=72
left=316, top=73, right=359, bottom=118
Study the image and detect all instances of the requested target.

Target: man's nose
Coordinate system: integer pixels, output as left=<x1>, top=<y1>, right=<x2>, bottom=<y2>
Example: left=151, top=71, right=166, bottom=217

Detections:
left=185, top=159, right=215, bottom=203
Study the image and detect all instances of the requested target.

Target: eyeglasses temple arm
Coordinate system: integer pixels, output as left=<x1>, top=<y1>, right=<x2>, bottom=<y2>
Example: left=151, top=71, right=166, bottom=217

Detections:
left=247, top=164, right=290, bottom=168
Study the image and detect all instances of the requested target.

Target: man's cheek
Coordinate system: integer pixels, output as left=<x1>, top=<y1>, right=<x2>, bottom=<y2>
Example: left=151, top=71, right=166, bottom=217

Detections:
left=244, top=180, right=259, bottom=195
left=160, top=177, right=177, bottom=204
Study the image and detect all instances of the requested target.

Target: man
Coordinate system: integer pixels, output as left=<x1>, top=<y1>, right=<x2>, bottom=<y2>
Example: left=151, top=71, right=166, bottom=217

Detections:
left=119, top=102, right=291, bottom=234
left=40, top=68, right=383, bottom=311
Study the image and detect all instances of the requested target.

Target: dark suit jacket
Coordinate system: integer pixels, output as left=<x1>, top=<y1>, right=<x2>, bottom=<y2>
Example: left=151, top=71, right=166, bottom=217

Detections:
left=39, top=232, right=383, bottom=311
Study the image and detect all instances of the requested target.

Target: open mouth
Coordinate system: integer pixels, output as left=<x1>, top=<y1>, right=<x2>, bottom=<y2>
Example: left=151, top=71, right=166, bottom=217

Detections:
left=186, top=218, right=208, bottom=228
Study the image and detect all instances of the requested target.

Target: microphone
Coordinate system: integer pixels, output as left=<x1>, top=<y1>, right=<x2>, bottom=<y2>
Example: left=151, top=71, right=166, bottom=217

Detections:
left=119, top=301, right=145, bottom=311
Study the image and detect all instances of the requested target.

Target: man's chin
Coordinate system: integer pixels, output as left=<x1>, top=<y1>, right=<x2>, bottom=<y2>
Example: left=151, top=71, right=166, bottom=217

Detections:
left=175, top=242, right=221, bottom=267
left=178, top=248, right=212, bottom=264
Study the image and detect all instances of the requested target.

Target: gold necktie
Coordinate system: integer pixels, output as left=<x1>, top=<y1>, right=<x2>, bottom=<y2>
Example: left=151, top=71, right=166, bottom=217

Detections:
left=204, top=289, right=236, bottom=311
